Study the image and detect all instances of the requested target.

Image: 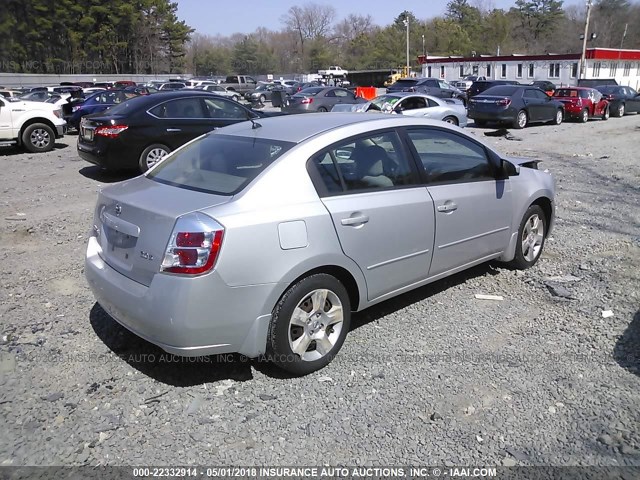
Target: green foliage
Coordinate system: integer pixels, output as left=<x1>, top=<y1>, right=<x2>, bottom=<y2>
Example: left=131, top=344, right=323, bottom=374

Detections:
left=0, top=0, right=192, bottom=74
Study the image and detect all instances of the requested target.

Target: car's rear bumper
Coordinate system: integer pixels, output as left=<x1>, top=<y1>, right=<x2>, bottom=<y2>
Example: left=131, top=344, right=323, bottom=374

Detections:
left=467, top=111, right=514, bottom=122
left=85, top=236, right=276, bottom=358
left=77, top=137, right=137, bottom=170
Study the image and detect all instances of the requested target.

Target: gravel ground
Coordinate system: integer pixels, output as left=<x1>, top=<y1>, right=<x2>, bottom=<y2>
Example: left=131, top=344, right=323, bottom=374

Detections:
left=0, top=112, right=639, bottom=467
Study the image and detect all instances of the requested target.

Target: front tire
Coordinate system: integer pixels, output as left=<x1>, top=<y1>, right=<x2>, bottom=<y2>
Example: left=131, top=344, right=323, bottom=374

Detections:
left=601, top=106, right=609, bottom=120
left=509, top=205, right=547, bottom=269
left=317, top=106, right=328, bottom=112
left=616, top=103, right=625, bottom=117
left=22, top=123, right=55, bottom=153
left=139, top=144, right=171, bottom=173
left=268, top=274, right=351, bottom=375
left=514, top=110, right=528, bottom=129
left=442, top=115, right=458, bottom=126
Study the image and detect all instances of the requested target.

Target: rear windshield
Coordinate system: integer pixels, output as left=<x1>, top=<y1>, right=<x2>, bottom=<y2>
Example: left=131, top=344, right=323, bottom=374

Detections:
left=555, top=89, right=589, bottom=98
left=295, top=87, right=323, bottom=96
left=392, top=79, right=418, bottom=87
left=481, top=86, right=519, bottom=96
left=147, top=134, right=295, bottom=195
left=596, top=86, right=620, bottom=94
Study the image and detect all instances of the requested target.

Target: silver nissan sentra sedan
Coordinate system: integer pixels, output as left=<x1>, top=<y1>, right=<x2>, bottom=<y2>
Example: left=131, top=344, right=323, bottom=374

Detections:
left=85, top=113, right=555, bottom=375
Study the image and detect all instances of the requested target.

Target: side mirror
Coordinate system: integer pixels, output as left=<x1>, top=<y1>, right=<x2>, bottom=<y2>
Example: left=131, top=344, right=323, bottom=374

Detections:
left=500, top=159, right=519, bottom=178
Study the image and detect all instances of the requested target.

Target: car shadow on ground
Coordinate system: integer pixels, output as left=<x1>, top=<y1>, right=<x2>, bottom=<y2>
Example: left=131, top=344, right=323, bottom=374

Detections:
left=614, top=310, right=640, bottom=377
left=79, top=165, right=136, bottom=183
left=89, top=303, right=254, bottom=386
left=0, top=142, right=68, bottom=157
left=90, top=262, right=501, bottom=383
left=252, top=262, right=501, bottom=379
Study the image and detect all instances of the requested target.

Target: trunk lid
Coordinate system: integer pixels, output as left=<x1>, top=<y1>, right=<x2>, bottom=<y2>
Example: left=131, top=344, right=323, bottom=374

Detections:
left=95, top=176, right=231, bottom=286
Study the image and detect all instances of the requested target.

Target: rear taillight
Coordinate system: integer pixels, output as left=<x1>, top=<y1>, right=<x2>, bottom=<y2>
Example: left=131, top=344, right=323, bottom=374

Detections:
left=300, top=98, right=313, bottom=104
left=496, top=98, right=511, bottom=106
left=161, top=213, right=224, bottom=275
left=95, top=125, right=128, bottom=138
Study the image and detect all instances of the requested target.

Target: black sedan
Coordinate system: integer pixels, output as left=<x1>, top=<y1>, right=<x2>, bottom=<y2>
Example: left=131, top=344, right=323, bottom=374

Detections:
left=595, top=85, right=640, bottom=117
left=467, top=85, right=564, bottom=129
left=77, top=90, right=274, bottom=172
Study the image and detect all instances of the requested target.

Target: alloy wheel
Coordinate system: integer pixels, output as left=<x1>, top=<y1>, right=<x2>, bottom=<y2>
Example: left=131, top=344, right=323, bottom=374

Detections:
left=521, top=213, right=545, bottom=263
left=145, top=148, right=168, bottom=170
left=288, top=288, right=344, bottom=362
left=30, top=128, right=51, bottom=149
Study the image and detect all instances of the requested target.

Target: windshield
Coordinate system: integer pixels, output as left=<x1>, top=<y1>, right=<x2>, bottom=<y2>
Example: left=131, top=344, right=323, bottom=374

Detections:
left=370, top=95, right=401, bottom=110
left=147, top=134, right=295, bottom=195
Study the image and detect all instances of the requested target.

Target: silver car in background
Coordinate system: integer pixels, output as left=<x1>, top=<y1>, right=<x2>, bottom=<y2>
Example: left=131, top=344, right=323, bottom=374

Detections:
left=332, top=93, right=468, bottom=127
left=85, top=113, right=554, bottom=375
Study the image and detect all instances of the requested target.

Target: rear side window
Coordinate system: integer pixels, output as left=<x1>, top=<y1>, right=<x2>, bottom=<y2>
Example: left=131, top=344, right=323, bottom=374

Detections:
left=148, top=134, right=294, bottom=195
left=309, top=131, right=417, bottom=195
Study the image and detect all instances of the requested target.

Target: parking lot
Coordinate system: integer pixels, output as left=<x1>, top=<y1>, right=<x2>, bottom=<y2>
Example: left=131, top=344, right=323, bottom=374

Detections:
left=1, top=114, right=639, bottom=466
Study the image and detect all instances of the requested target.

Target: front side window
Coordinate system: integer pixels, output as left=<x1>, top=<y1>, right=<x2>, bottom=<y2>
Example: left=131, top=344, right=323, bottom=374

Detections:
left=203, top=97, right=248, bottom=119
left=148, top=134, right=294, bottom=195
left=407, top=129, right=492, bottom=183
left=309, top=131, right=416, bottom=194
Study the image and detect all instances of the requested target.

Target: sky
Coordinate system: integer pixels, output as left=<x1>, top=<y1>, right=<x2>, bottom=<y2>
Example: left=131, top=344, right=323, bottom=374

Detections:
left=175, top=0, right=584, bottom=38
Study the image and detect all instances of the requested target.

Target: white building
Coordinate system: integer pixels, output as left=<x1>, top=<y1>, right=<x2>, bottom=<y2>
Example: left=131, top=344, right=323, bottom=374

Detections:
left=420, top=48, right=640, bottom=89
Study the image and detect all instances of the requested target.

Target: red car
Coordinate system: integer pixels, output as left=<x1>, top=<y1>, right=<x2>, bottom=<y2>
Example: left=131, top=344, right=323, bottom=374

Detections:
left=552, top=87, right=609, bottom=123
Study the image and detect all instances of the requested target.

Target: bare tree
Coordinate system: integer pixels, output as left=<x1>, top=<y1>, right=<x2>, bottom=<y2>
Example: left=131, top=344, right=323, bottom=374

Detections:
left=281, top=3, right=336, bottom=57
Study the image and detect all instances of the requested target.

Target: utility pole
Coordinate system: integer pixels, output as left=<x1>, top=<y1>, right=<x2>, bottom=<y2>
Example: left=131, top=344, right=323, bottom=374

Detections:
left=579, top=0, right=592, bottom=80
left=403, top=14, right=410, bottom=76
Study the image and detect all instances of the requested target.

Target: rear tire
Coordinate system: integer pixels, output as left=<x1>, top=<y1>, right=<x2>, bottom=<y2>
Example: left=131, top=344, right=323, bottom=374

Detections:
left=22, top=123, right=55, bottom=153
left=509, top=205, right=547, bottom=270
left=317, top=106, right=328, bottom=112
left=442, top=116, right=458, bottom=126
left=616, top=103, right=625, bottom=117
left=267, top=274, right=351, bottom=375
left=553, top=108, right=563, bottom=125
left=514, top=110, right=527, bottom=129
left=579, top=108, right=589, bottom=123
left=139, top=144, right=171, bottom=173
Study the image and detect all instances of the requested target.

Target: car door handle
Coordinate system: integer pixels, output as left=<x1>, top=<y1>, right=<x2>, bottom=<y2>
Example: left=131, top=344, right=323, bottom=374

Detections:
left=437, top=203, right=458, bottom=212
left=341, top=215, right=369, bottom=226
left=166, top=128, right=181, bottom=132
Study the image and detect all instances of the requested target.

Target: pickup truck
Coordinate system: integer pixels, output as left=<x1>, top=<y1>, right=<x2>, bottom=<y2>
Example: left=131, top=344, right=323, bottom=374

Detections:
left=0, top=97, right=66, bottom=152
left=318, top=66, right=348, bottom=77
left=218, top=75, right=258, bottom=94
left=452, top=75, right=487, bottom=91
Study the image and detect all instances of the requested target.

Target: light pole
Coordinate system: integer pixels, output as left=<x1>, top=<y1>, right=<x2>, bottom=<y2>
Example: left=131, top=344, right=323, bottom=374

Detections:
left=579, top=0, right=592, bottom=80
left=403, top=15, right=409, bottom=76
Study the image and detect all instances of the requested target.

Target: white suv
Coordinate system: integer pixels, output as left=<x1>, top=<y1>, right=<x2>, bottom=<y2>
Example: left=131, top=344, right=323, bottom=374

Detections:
left=0, top=96, right=67, bottom=152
